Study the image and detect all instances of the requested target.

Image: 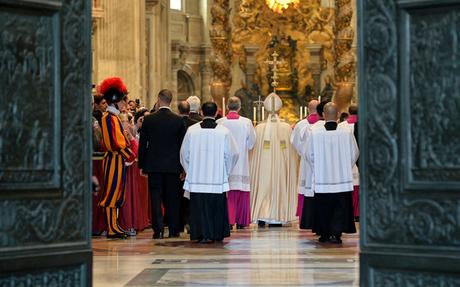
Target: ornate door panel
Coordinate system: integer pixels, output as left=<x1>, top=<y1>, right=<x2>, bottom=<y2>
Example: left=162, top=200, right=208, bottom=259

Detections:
left=359, top=0, right=460, bottom=285
left=0, top=0, right=92, bottom=285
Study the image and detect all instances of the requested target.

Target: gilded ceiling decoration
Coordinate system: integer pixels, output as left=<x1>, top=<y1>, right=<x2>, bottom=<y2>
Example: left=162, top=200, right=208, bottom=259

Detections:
left=232, top=0, right=335, bottom=98
left=265, top=0, right=300, bottom=14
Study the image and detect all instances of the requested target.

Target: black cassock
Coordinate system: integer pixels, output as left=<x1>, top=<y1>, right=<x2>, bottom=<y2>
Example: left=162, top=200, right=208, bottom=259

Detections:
left=188, top=118, right=231, bottom=242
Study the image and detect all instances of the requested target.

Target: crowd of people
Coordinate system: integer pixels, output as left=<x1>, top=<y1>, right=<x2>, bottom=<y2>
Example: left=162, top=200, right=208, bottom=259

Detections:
left=91, top=76, right=360, bottom=244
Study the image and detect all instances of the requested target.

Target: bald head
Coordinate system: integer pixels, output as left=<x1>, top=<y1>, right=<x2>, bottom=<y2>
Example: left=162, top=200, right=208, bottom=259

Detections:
left=177, top=100, right=190, bottom=116
left=324, top=102, right=339, bottom=121
left=308, top=100, right=319, bottom=114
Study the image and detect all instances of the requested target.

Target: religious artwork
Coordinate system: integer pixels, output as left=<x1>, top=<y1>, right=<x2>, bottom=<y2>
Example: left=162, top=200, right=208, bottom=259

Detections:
left=234, top=80, right=258, bottom=118
left=334, top=0, right=355, bottom=82
left=320, top=75, right=334, bottom=102
left=266, top=0, right=300, bottom=14
left=0, top=11, right=58, bottom=187
left=408, top=8, right=460, bottom=182
left=230, top=0, right=336, bottom=121
left=333, top=0, right=356, bottom=106
left=361, top=1, right=460, bottom=286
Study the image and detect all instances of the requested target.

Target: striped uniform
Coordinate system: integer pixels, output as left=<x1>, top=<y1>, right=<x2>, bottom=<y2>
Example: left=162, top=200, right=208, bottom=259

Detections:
left=99, top=111, right=135, bottom=235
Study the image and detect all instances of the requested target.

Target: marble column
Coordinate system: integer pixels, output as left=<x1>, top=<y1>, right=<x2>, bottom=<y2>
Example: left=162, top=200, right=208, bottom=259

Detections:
left=306, top=44, right=323, bottom=99
left=144, top=0, right=171, bottom=108
left=199, top=45, right=213, bottom=102
left=244, top=45, right=260, bottom=91
left=92, top=0, right=146, bottom=105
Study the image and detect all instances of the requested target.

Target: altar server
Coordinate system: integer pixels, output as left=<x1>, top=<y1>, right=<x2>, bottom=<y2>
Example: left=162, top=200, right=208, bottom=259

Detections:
left=180, top=102, right=239, bottom=243
left=290, top=100, right=319, bottom=227
left=217, top=97, right=256, bottom=229
left=305, top=102, right=358, bottom=244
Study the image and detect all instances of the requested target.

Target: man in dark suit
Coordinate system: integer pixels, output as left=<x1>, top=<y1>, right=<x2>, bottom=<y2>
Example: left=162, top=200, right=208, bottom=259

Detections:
left=176, top=100, right=199, bottom=233
left=139, top=89, right=187, bottom=239
left=178, top=100, right=198, bottom=129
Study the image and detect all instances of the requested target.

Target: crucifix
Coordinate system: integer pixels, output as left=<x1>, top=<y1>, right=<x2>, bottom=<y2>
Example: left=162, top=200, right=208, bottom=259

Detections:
left=264, top=51, right=284, bottom=119
left=264, top=51, right=284, bottom=93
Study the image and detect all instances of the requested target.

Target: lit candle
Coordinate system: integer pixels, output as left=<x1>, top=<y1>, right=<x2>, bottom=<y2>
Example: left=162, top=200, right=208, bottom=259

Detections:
left=304, top=106, right=308, bottom=117
left=299, top=106, right=303, bottom=119
left=222, top=97, right=225, bottom=116
left=262, top=107, right=265, bottom=121
left=253, top=106, right=257, bottom=122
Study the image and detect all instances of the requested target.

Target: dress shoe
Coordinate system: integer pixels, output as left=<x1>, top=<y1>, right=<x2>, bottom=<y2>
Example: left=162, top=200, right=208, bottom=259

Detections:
left=229, top=224, right=234, bottom=230
left=258, top=220, right=266, bottom=228
left=268, top=223, right=282, bottom=228
left=318, top=235, right=330, bottom=243
left=169, top=232, right=180, bottom=238
left=329, top=236, right=342, bottom=244
left=199, top=238, right=214, bottom=244
left=236, top=224, right=244, bottom=230
left=107, top=233, right=128, bottom=239
left=152, top=232, right=164, bottom=239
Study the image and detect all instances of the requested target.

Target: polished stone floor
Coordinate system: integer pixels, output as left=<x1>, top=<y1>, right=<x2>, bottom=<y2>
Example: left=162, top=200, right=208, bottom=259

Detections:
left=93, top=224, right=359, bottom=286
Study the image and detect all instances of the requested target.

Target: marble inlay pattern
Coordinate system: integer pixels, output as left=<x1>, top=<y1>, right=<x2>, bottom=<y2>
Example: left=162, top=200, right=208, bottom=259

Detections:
left=93, top=225, right=359, bottom=286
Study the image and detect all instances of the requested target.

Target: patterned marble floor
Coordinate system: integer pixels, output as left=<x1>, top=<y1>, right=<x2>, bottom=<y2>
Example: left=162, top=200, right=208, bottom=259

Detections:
left=93, top=224, right=359, bottom=286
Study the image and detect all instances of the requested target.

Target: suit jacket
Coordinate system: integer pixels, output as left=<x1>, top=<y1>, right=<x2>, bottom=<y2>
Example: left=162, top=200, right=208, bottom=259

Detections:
left=182, top=115, right=198, bottom=130
left=189, top=112, right=203, bottom=122
left=138, top=107, right=186, bottom=173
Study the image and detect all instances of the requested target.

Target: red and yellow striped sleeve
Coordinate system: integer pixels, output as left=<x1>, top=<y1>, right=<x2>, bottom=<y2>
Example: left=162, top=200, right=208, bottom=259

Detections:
left=101, top=113, right=136, bottom=162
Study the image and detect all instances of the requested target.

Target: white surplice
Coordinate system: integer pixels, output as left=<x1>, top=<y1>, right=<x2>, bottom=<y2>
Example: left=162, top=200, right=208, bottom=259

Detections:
left=180, top=124, right=239, bottom=196
left=216, top=115, right=256, bottom=192
left=290, top=119, right=314, bottom=197
left=305, top=125, right=359, bottom=193
left=338, top=121, right=359, bottom=186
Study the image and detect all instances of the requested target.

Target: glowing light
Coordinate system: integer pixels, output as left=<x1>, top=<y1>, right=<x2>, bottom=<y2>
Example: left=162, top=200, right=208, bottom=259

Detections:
left=265, top=0, right=299, bottom=13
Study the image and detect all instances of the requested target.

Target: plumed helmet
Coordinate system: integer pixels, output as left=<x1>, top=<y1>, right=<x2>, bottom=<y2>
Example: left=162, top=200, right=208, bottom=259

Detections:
left=97, top=77, right=128, bottom=103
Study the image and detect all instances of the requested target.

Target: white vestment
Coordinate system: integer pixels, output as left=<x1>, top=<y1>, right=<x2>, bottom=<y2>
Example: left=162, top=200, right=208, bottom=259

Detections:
left=291, top=119, right=314, bottom=197
left=305, top=126, right=359, bottom=193
left=338, top=121, right=359, bottom=186
left=216, top=115, right=256, bottom=191
left=250, top=115, right=299, bottom=223
left=180, top=124, right=239, bottom=197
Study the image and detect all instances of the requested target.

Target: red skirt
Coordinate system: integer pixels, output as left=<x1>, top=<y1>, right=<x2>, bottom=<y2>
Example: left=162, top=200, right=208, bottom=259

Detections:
left=352, top=185, right=359, bottom=217
left=227, top=190, right=251, bottom=227
left=119, top=162, right=150, bottom=231
left=296, top=194, right=304, bottom=217
left=92, top=159, right=107, bottom=234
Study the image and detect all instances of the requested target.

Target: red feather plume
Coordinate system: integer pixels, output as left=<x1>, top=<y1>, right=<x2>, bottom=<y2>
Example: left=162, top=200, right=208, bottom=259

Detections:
left=97, top=77, right=128, bottom=95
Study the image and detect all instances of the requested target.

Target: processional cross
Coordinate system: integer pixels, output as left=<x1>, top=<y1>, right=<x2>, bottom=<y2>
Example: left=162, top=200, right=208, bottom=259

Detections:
left=264, top=51, right=285, bottom=118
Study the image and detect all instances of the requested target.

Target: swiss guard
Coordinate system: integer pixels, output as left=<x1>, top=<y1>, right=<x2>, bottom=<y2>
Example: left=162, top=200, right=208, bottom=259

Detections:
left=97, top=77, right=136, bottom=239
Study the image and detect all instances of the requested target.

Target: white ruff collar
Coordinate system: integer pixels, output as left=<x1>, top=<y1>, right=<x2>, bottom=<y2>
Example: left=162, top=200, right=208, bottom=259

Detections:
left=107, top=105, right=120, bottom=116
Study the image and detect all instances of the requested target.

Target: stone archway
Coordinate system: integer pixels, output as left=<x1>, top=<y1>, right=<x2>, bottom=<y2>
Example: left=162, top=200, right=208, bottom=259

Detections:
left=176, top=69, right=195, bottom=101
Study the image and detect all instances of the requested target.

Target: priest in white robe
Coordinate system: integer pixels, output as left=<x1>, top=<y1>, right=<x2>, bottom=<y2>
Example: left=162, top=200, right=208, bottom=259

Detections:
left=338, top=104, right=359, bottom=221
left=250, top=93, right=299, bottom=227
left=291, top=100, right=319, bottom=228
left=305, top=102, right=358, bottom=244
left=217, top=97, right=256, bottom=229
left=180, top=102, right=239, bottom=243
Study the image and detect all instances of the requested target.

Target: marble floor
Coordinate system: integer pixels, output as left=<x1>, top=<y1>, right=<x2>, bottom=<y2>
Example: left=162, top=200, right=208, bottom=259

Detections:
left=93, top=224, right=359, bottom=286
